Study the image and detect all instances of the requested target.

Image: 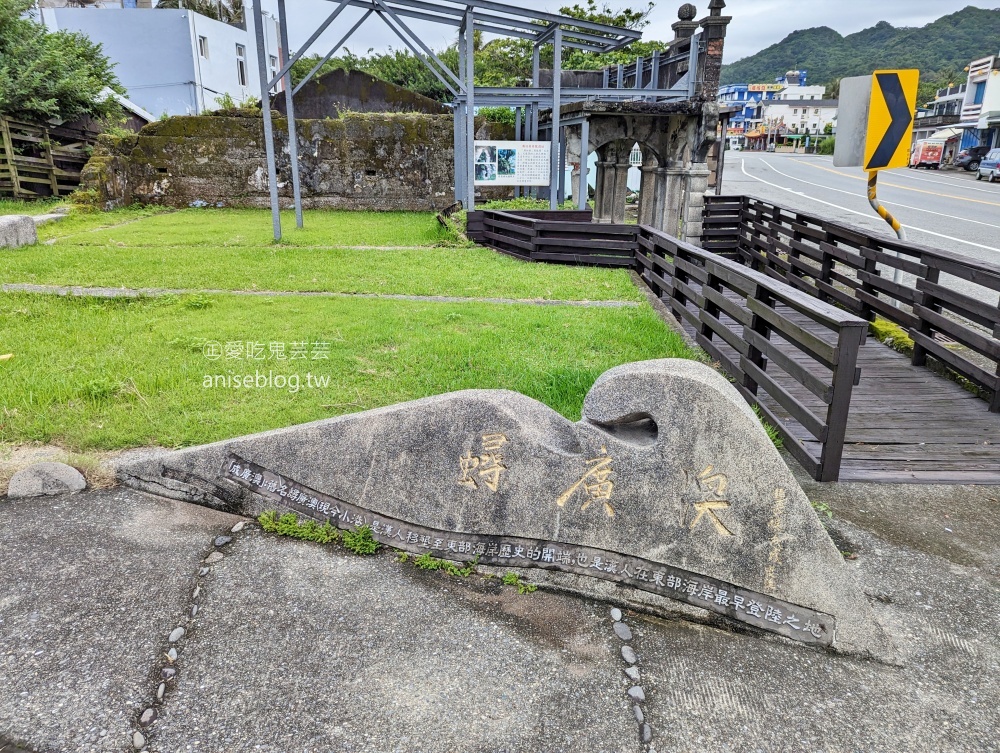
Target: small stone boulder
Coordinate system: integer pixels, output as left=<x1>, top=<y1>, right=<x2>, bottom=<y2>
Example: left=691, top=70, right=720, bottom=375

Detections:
left=0, top=215, right=38, bottom=248
left=7, top=462, right=87, bottom=498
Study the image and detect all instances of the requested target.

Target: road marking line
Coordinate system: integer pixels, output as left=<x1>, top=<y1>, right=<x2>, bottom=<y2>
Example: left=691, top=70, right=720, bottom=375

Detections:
left=797, top=159, right=1000, bottom=207
left=738, top=158, right=1000, bottom=255
left=757, top=158, right=1000, bottom=233
left=809, top=155, right=998, bottom=195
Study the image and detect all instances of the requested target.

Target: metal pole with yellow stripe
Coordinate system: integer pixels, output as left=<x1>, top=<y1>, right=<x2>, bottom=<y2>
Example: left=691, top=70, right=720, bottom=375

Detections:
left=866, top=171, right=906, bottom=240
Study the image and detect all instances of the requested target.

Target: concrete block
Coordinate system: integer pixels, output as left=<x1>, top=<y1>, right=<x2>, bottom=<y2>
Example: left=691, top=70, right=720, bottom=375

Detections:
left=0, top=215, right=38, bottom=248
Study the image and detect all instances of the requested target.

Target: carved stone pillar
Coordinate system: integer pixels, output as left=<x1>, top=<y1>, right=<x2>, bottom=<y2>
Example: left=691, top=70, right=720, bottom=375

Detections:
left=682, top=164, right=711, bottom=245
left=609, top=161, right=630, bottom=225
left=637, top=164, right=659, bottom=226
left=593, top=160, right=614, bottom=223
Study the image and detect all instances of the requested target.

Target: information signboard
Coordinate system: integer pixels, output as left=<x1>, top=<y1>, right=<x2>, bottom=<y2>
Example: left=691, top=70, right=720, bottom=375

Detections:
left=473, top=140, right=551, bottom=186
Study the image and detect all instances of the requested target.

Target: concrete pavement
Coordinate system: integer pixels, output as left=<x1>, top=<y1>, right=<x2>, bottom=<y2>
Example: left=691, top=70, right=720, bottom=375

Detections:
left=1, top=480, right=998, bottom=753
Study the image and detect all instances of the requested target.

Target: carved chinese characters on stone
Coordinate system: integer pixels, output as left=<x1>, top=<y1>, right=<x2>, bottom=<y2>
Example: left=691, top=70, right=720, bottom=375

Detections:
left=458, top=433, right=508, bottom=492
left=556, top=446, right=615, bottom=518
left=221, top=453, right=836, bottom=647
left=687, top=465, right=734, bottom=537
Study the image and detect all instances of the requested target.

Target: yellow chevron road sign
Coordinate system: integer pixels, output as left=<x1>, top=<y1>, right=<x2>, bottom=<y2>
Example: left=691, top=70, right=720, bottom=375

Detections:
left=863, top=69, right=919, bottom=171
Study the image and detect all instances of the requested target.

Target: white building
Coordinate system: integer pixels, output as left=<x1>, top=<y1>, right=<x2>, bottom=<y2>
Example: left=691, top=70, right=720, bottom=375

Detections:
left=37, top=4, right=282, bottom=118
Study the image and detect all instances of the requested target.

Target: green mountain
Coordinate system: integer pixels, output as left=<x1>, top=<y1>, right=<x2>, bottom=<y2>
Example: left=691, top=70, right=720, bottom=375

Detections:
left=721, top=6, right=1000, bottom=102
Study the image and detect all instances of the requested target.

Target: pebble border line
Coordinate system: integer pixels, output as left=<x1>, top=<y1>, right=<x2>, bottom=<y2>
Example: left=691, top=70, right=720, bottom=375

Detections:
left=611, top=607, right=655, bottom=750
left=130, top=520, right=248, bottom=751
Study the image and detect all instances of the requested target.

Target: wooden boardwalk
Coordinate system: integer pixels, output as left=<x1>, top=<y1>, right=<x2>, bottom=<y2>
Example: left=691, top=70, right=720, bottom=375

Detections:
left=471, top=206, right=1000, bottom=484
left=677, top=304, right=1000, bottom=485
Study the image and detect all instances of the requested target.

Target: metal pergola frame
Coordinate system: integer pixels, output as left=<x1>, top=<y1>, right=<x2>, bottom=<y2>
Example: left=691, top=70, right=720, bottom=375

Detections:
left=251, top=0, right=698, bottom=239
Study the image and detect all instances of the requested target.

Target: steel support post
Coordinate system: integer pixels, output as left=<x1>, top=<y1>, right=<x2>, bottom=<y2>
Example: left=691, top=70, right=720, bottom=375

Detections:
left=455, top=32, right=467, bottom=204
left=251, top=0, right=281, bottom=240
left=577, top=117, right=589, bottom=210
left=531, top=43, right=540, bottom=198
left=453, top=103, right=464, bottom=204
left=514, top=106, right=522, bottom=198
left=277, top=0, right=303, bottom=227
left=557, top=126, right=566, bottom=204
left=549, top=26, right=561, bottom=210
left=464, top=9, right=476, bottom=210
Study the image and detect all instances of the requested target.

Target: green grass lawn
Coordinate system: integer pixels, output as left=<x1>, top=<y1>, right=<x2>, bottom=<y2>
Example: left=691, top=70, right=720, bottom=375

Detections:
left=37, top=207, right=450, bottom=247
left=0, top=291, right=690, bottom=450
left=0, top=198, right=65, bottom=216
left=2, top=244, right=641, bottom=300
left=1, top=205, right=690, bottom=453
left=5, top=207, right=642, bottom=301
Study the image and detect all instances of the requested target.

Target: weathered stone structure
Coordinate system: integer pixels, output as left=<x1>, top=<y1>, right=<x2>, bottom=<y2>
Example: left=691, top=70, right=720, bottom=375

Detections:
left=82, top=111, right=511, bottom=211
left=119, top=359, right=892, bottom=658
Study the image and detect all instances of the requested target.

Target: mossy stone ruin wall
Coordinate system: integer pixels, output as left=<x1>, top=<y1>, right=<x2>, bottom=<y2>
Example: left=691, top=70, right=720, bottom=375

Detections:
left=81, top=113, right=460, bottom=211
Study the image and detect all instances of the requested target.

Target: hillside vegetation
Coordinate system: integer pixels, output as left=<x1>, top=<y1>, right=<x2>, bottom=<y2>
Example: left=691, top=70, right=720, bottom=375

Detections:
left=721, top=6, right=1000, bottom=103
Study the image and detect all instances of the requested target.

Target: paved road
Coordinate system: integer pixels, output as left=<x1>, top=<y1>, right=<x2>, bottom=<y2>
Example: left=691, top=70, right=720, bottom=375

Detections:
left=721, top=151, right=1000, bottom=268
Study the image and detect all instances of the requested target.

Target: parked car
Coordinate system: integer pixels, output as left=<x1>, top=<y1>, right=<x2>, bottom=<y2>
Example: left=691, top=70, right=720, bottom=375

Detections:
left=956, top=145, right=991, bottom=172
left=976, top=149, right=1000, bottom=181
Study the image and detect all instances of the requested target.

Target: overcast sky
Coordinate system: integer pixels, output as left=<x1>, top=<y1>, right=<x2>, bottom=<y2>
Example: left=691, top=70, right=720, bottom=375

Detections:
left=273, top=1, right=1000, bottom=66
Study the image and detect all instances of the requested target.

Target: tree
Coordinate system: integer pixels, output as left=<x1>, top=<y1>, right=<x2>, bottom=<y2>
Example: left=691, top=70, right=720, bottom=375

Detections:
left=155, top=0, right=244, bottom=25
left=0, top=0, right=123, bottom=122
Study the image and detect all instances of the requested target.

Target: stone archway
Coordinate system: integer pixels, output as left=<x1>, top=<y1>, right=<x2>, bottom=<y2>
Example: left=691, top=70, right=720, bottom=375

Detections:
left=564, top=106, right=717, bottom=243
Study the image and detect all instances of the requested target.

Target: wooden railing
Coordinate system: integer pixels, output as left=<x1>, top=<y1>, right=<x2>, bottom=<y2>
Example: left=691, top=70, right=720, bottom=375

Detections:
left=705, top=195, right=1000, bottom=412
left=700, top=196, right=742, bottom=258
left=637, top=225, right=868, bottom=482
left=469, top=210, right=636, bottom=267
left=0, top=116, right=94, bottom=199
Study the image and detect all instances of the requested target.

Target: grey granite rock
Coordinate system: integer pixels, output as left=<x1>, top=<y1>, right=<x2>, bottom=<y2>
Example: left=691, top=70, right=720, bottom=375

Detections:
left=139, top=708, right=156, bottom=727
left=621, top=645, right=637, bottom=664
left=610, top=607, right=623, bottom=621
left=0, top=215, right=37, bottom=249
left=214, top=536, right=232, bottom=547
left=627, top=686, right=646, bottom=702
left=167, top=627, right=185, bottom=643
left=118, top=359, right=891, bottom=657
left=633, top=704, right=644, bottom=723
left=625, top=666, right=640, bottom=681
left=231, top=521, right=246, bottom=533
left=7, top=462, right=86, bottom=498
left=614, top=621, right=633, bottom=641
left=131, top=730, right=145, bottom=749
left=640, top=723, right=652, bottom=743
left=204, top=551, right=223, bottom=564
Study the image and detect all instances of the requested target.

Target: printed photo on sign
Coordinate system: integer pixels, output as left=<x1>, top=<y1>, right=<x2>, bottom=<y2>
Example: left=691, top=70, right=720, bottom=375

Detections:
left=475, top=162, right=497, bottom=181
left=498, top=149, right=517, bottom=177
left=475, top=146, right=496, bottom=164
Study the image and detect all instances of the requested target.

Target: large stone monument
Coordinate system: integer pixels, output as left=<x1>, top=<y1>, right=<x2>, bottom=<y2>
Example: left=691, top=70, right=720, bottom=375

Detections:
left=119, top=360, right=891, bottom=657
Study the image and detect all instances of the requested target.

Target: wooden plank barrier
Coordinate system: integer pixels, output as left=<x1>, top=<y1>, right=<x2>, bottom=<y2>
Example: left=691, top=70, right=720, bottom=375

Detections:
left=637, top=225, right=868, bottom=482
left=474, top=209, right=635, bottom=267
left=0, top=116, right=94, bottom=199
left=706, top=195, right=1000, bottom=412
